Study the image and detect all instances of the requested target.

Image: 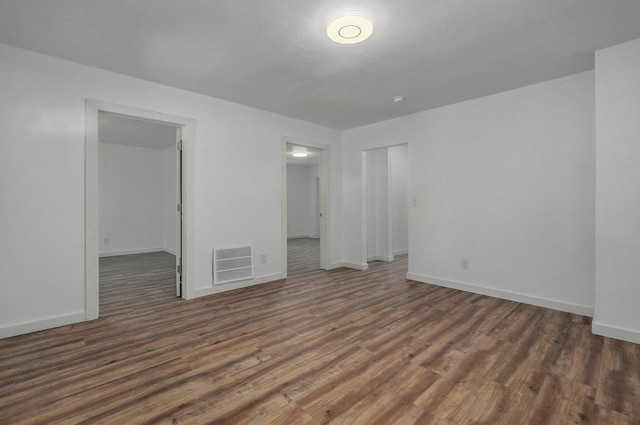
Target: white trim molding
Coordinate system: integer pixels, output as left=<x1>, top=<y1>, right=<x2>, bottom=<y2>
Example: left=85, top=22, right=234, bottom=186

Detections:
left=99, top=248, right=167, bottom=257
left=194, top=273, right=285, bottom=298
left=406, top=272, right=595, bottom=317
left=367, top=255, right=394, bottom=262
left=592, top=321, right=640, bottom=345
left=0, top=313, right=86, bottom=339
left=335, top=262, right=369, bottom=271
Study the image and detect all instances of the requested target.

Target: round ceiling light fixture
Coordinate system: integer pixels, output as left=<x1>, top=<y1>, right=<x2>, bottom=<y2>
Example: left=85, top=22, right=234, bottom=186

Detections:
left=292, top=147, right=308, bottom=158
left=327, top=11, right=373, bottom=44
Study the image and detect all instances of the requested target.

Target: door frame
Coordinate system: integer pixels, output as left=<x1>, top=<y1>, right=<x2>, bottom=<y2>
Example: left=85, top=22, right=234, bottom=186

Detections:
left=281, top=137, right=331, bottom=276
left=84, top=99, right=196, bottom=320
left=175, top=127, right=183, bottom=297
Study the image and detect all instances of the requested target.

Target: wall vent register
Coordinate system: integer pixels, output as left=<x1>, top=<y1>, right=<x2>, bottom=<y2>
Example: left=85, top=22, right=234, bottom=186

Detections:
left=213, top=246, right=254, bottom=285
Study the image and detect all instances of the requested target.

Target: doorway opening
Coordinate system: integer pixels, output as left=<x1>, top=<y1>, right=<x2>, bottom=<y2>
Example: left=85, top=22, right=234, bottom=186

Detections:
left=282, top=138, right=330, bottom=277
left=97, top=113, right=180, bottom=305
left=363, top=144, right=409, bottom=265
left=85, top=100, right=195, bottom=321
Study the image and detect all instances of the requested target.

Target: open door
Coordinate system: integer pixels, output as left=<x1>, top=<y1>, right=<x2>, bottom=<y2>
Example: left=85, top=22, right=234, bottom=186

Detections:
left=175, top=128, right=183, bottom=297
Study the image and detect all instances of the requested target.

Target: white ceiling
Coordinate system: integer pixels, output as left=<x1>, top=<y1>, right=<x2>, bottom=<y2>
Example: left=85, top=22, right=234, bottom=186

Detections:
left=2, top=1, right=640, bottom=130
left=99, top=113, right=177, bottom=149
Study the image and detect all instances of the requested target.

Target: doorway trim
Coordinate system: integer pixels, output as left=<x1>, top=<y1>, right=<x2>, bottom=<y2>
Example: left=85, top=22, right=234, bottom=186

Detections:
left=85, top=99, right=196, bottom=320
left=281, top=136, right=331, bottom=277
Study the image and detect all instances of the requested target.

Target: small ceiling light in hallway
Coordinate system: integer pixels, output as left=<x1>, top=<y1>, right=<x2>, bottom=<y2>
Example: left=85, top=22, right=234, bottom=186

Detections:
left=327, top=11, right=373, bottom=44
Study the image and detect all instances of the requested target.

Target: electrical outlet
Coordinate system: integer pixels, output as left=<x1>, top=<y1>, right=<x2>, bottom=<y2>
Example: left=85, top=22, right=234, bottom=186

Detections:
left=261, top=254, right=267, bottom=264
left=104, top=237, right=109, bottom=244
left=461, top=258, right=469, bottom=269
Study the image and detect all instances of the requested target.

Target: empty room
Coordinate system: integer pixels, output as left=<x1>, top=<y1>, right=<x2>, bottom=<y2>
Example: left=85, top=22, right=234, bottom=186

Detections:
left=1, top=1, right=640, bottom=424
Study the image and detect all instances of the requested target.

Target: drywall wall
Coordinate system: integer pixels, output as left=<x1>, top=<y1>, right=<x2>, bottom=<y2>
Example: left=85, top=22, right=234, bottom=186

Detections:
left=0, top=42, right=341, bottom=337
left=163, top=145, right=177, bottom=254
left=286, top=164, right=320, bottom=239
left=344, top=71, right=595, bottom=315
left=99, top=143, right=170, bottom=256
left=594, top=38, right=640, bottom=344
left=389, top=145, right=408, bottom=255
left=308, top=165, right=320, bottom=239
left=365, top=145, right=408, bottom=261
left=366, top=148, right=392, bottom=261
left=365, top=151, right=376, bottom=258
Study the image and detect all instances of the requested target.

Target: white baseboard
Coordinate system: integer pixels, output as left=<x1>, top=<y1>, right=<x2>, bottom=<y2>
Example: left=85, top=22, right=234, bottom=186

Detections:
left=99, top=247, right=166, bottom=257
left=406, top=272, right=594, bottom=317
left=287, top=235, right=318, bottom=240
left=592, top=321, right=640, bottom=345
left=334, top=262, right=369, bottom=271
left=393, top=249, right=408, bottom=256
left=367, top=255, right=394, bottom=262
left=0, top=312, right=87, bottom=339
left=194, top=273, right=285, bottom=298
left=164, top=248, right=176, bottom=255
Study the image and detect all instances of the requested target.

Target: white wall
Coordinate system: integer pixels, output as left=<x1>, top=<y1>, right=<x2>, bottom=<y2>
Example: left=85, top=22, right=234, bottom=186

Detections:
left=99, top=143, right=172, bottom=256
left=389, top=145, right=408, bottom=255
left=163, top=145, right=177, bottom=254
left=287, top=164, right=320, bottom=239
left=344, top=71, right=596, bottom=316
left=594, top=38, right=640, bottom=344
left=309, top=165, right=320, bottom=238
left=365, top=151, right=376, bottom=257
left=365, top=150, right=376, bottom=258
left=5, top=33, right=639, bottom=344
left=366, top=148, right=392, bottom=261
left=365, top=145, right=410, bottom=261
left=0, top=43, right=341, bottom=337
left=287, top=165, right=309, bottom=238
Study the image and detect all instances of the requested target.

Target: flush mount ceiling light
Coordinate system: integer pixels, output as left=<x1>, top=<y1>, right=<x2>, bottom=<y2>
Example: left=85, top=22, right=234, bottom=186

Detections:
left=327, top=11, right=373, bottom=44
left=292, top=148, right=308, bottom=158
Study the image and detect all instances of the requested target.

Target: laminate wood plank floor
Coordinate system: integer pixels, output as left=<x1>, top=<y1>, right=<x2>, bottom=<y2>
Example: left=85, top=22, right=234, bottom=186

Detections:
left=1, top=252, right=639, bottom=424
left=287, top=237, right=320, bottom=276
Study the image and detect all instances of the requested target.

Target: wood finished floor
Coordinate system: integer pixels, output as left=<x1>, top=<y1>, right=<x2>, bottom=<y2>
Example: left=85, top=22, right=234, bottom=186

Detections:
left=1, top=252, right=639, bottom=424
left=287, top=237, right=320, bottom=276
